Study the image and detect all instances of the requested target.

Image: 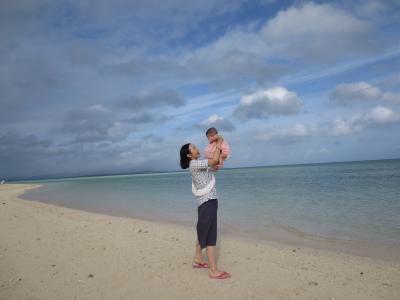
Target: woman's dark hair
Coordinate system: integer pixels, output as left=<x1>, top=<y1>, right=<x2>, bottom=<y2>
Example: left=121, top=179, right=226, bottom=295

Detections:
left=180, top=143, right=191, bottom=169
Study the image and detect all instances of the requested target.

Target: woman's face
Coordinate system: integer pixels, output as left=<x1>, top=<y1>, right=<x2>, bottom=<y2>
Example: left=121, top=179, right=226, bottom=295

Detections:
left=189, top=144, right=200, bottom=160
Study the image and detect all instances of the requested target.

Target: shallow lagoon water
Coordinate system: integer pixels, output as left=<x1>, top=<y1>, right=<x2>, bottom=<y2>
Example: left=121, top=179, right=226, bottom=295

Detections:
left=22, top=159, right=400, bottom=255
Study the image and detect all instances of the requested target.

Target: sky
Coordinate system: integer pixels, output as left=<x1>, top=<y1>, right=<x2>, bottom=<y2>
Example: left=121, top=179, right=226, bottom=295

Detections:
left=1, top=0, right=400, bottom=179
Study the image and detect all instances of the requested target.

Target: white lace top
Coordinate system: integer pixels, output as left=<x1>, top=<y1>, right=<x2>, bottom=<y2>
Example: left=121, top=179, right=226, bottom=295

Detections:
left=189, top=159, right=218, bottom=206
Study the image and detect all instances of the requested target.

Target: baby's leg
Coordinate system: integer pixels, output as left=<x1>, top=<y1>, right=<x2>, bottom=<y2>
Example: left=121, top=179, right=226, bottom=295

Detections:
left=216, top=157, right=224, bottom=168
left=218, top=153, right=228, bottom=168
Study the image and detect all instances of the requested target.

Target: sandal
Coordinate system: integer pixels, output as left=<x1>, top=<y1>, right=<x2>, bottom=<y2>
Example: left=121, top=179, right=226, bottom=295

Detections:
left=192, top=262, right=209, bottom=269
left=209, top=271, right=231, bottom=279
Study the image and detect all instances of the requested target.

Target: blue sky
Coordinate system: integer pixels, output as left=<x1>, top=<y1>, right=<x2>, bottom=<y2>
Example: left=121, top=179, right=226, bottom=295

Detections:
left=1, top=0, right=400, bottom=179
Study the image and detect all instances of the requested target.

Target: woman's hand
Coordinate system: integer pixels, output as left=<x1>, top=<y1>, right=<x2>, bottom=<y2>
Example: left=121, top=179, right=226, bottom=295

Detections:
left=216, top=135, right=224, bottom=145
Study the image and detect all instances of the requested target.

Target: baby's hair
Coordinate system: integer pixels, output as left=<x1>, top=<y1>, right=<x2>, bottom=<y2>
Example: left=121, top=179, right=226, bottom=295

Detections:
left=206, top=127, right=218, bottom=136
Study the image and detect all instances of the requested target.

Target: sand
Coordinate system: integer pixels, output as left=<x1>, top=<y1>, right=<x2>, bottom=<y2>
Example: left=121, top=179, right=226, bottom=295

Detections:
left=1, top=184, right=399, bottom=300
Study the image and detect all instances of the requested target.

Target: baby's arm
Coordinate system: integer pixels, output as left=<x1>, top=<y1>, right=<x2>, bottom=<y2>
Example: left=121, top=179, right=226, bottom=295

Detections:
left=220, top=141, right=230, bottom=160
left=213, top=140, right=229, bottom=168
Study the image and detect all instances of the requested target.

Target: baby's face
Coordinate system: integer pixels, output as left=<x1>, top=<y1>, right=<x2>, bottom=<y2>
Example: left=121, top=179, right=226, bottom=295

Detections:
left=207, top=132, right=218, bottom=143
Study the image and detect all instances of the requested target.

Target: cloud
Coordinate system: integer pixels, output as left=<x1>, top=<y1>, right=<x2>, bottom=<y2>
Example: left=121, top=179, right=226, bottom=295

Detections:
left=306, top=147, right=331, bottom=156
left=381, top=73, right=400, bottom=88
left=329, top=106, right=400, bottom=136
left=0, top=0, right=49, bottom=42
left=1, top=1, right=399, bottom=179
left=104, top=1, right=376, bottom=90
left=361, top=105, right=400, bottom=124
left=261, top=2, right=374, bottom=61
left=104, top=56, right=181, bottom=78
left=31, top=0, right=247, bottom=57
left=351, top=0, right=400, bottom=24
left=122, top=113, right=172, bottom=124
left=115, top=90, right=185, bottom=111
left=233, top=87, right=303, bottom=120
left=329, top=81, right=400, bottom=106
left=185, top=1, right=375, bottom=80
left=253, top=106, right=400, bottom=142
left=328, top=117, right=363, bottom=136
left=0, top=43, right=64, bottom=123
left=0, top=131, right=52, bottom=152
left=62, top=105, right=129, bottom=143
left=182, top=28, right=287, bottom=86
left=254, top=123, right=313, bottom=143
left=0, top=128, right=177, bottom=179
left=0, top=131, right=60, bottom=179
left=197, top=114, right=236, bottom=132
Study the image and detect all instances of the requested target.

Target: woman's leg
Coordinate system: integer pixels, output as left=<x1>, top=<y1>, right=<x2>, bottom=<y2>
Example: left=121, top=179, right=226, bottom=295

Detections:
left=205, top=201, right=230, bottom=277
left=206, top=246, right=229, bottom=278
left=197, top=200, right=230, bottom=277
left=206, top=246, right=218, bottom=272
left=193, top=239, right=206, bottom=264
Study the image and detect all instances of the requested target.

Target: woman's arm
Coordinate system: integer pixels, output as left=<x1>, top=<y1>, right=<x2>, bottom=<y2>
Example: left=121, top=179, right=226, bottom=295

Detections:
left=208, top=136, right=223, bottom=167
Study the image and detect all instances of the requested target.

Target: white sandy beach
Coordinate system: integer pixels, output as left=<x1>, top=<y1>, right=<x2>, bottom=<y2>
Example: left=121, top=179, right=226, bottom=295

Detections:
left=1, top=184, right=399, bottom=300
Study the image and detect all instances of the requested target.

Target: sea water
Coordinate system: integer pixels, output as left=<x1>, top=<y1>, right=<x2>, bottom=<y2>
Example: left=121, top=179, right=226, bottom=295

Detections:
left=20, top=159, right=400, bottom=255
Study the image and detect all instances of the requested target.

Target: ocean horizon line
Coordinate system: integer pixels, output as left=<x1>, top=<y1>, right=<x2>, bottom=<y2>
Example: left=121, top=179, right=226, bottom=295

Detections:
left=8, top=156, right=400, bottom=183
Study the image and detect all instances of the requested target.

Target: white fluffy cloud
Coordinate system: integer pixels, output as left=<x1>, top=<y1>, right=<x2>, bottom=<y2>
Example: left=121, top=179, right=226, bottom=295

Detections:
left=263, top=3, right=367, bottom=39
left=261, top=2, right=373, bottom=61
left=329, top=82, right=400, bottom=106
left=198, top=114, right=236, bottom=132
left=190, top=2, right=373, bottom=68
left=234, top=87, right=303, bottom=120
left=262, top=3, right=369, bottom=40
left=328, top=117, right=363, bottom=136
left=361, top=106, right=400, bottom=124
left=329, top=106, right=400, bottom=136
left=254, top=106, right=400, bottom=142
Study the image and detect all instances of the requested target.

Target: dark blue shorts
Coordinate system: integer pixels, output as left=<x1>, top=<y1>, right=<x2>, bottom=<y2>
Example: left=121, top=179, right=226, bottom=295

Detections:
left=197, top=199, right=218, bottom=249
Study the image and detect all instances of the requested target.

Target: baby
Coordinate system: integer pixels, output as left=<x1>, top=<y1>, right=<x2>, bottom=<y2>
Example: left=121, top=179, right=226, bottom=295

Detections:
left=203, top=127, right=230, bottom=170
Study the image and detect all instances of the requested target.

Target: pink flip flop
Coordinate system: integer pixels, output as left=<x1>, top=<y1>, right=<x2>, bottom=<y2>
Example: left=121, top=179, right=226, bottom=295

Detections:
left=192, top=262, right=209, bottom=269
left=209, top=271, right=231, bottom=279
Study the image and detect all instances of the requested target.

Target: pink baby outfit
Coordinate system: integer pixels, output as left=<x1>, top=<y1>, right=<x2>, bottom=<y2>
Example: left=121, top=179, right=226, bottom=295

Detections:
left=204, top=140, right=230, bottom=168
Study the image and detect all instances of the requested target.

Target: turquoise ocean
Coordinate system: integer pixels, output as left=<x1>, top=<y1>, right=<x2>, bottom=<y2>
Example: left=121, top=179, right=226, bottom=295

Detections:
left=20, top=159, right=400, bottom=258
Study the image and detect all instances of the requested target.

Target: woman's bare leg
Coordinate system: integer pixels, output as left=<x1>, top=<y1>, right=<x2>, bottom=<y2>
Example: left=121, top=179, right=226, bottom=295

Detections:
left=206, top=246, right=229, bottom=277
left=193, top=239, right=206, bottom=264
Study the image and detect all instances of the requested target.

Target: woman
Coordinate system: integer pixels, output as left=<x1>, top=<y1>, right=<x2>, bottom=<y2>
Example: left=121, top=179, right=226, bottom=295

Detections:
left=180, top=136, right=231, bottom=280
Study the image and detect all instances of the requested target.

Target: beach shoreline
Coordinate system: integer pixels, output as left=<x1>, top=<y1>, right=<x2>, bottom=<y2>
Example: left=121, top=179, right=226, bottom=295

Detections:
left=1, top=184, right=399, bottom=299
left=20, top=183, right=400, bottom=262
